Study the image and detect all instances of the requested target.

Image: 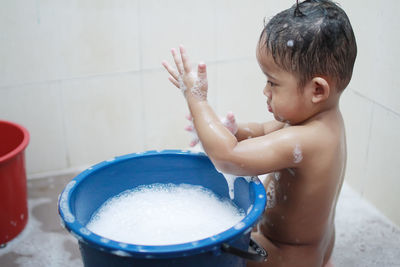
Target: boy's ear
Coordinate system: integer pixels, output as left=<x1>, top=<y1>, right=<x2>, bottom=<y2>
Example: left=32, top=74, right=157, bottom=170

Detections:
left=310, top=77, right=330, bottom=104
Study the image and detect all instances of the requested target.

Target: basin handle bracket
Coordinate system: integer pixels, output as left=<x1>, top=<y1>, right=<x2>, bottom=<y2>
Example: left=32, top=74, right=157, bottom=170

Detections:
left=221, top=237, right=268, bottom=262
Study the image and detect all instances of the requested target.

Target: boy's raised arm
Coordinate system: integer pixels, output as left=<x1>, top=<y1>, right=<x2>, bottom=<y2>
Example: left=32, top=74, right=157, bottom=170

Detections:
left=163, top=46, right=300, bottom=176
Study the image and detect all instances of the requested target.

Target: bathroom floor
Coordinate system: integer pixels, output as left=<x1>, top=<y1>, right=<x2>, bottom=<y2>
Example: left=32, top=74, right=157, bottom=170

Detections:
left=0, top=174, right=399, bottom=267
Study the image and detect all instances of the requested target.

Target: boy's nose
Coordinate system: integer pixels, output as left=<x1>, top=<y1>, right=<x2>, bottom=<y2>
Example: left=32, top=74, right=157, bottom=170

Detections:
left=263, top=86, right=271, bottom=98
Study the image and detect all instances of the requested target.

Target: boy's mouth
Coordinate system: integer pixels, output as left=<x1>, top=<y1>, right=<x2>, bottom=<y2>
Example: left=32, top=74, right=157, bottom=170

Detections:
left=267, top=101, right=273, bottom=113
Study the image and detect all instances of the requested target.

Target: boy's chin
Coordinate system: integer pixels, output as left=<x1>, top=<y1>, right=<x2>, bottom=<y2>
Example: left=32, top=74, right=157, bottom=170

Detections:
left=273, top=114, right=284, bottom=122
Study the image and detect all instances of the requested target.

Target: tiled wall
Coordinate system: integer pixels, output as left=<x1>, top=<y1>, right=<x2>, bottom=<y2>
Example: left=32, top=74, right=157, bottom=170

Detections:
left=340, top=1, right=400, bottom=226
left=0, top=0, right=284, bottom=174
left=1, top=1, right=399, bottom=226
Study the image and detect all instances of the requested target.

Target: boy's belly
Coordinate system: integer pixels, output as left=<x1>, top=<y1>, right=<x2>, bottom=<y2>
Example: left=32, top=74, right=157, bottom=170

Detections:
left=251, top=208, right=335, bottom=266
left=260, top=171, right=336, bottom=252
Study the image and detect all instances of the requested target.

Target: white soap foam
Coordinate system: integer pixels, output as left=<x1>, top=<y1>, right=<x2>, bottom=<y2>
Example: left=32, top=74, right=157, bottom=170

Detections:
left=59, top=180, right=76, bottom=223
left=218, top=172, right=254, bottom=199
left=191, top=76, right=207, bottom=100
left=178, top=75, right=187, bottom=95
left=86, top=183, right=245, bottom=246
left=221, top=173, right=238, bottom=199
left=293, top=144, right=303, bottom=164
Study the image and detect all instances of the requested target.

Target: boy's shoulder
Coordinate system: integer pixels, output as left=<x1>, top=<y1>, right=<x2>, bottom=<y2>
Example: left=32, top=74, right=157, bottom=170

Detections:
left=275, top=121, right=329, bottom=142
left=273, top=119, right=342, bottom=161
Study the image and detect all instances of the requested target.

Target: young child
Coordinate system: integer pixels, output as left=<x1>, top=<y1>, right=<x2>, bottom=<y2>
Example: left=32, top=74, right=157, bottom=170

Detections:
left=162, top=0, right=357, bottom=266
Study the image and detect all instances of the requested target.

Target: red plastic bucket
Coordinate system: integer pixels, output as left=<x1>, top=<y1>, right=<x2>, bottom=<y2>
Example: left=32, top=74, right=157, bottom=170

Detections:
left=0, top=120, right=30, bottom=245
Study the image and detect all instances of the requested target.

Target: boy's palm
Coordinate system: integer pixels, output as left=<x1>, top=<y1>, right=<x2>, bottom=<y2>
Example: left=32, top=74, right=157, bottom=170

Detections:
left=162, top=45, right=208, bottom=101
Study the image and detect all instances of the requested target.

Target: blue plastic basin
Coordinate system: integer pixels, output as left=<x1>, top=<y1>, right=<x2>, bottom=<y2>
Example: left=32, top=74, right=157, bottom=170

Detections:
left=58, top=150, right=266, bottom=267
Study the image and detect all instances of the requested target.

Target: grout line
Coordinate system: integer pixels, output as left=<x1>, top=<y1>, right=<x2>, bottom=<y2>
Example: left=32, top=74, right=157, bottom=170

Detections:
left=213, top=0, right=219, bottom=112
left=0, top=70, right=142, bottom=91
left=0, top=58, right=253, bottom=91
left=360, top=100, right=374, bottom=197
left=352, top=89, right=400, bottom=118
left=137, top=0, right=147, bottom=150
left=58, top=81, right=71, bottom=168
left=27, top=164, right=90, bottom=180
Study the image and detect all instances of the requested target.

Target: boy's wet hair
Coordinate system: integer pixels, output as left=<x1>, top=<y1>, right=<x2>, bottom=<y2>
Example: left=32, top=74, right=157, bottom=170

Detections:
left=260, top=0, right=357, bottom=91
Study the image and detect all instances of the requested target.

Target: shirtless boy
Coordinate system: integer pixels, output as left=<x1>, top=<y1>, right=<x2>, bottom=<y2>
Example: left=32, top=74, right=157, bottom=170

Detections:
left=162, top=0, right=357, bottom=266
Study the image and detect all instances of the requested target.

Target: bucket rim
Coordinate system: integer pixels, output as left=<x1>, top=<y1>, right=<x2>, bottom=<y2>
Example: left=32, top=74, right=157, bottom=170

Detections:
left=0, top=120, right=30, bottom=163
left=58, top=149, right=266, bottom=259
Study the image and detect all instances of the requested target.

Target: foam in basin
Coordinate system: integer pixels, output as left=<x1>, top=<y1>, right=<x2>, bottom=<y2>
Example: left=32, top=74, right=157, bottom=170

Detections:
left=86, top=183, right=245, bottom=246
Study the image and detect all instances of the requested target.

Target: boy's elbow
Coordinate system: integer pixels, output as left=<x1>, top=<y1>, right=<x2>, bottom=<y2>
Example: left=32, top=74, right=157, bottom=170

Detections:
left=211, top=158, right=232, bottom=173
left=204, top=140, right=245, bottom=175
left=208, top=151, right=244, bottom=176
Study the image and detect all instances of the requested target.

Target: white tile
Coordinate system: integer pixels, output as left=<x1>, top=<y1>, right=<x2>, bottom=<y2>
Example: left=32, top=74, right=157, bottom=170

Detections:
left=332, top=1, right=372, bottom=98
left=58, top=1, right=141, bottom=77
left=141, top=69, right=191, bottom=150
left=343, top=0, right=400, bottom=114
left=215, top=0, right=266, bottom=61
left=0, top=0, right=40, bottom=86
left=0, top=84, right=68, bottom=174
left=215, top=59, right=274, bottom=123
left=61, top=73, right=144, bottom=166
left=214, top=0, right=295, bottom=61
left=340, top=90, right=374, bottom=194
left=363, top=104, right=400, bottom=226
left=139, top=0, right=216, bottom=70
left=0, top=0, right=140, bottom=87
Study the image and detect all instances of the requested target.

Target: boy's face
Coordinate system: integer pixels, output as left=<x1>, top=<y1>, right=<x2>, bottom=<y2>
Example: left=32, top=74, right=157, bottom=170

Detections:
left=256, top=42, right=308, bottom=125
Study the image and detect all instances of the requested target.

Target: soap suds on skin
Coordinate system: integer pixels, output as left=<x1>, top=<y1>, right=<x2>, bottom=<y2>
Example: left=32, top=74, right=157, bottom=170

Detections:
left=274, top=172, right=281, bottom=181
left=265, top=178, right=277, bottom=209
left=293, top=144, right=303, bottom=164
left=191, top=75, right=207, bottom=100
left=178, top=75, right=186, bottom=95
left=178, top=71, right=207, bottom=100
left=221, top=113, right=239, bottom=135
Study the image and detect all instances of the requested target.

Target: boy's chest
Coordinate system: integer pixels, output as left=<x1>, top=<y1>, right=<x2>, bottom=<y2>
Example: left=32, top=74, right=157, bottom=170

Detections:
left=264, top=168, right=297, bottom=209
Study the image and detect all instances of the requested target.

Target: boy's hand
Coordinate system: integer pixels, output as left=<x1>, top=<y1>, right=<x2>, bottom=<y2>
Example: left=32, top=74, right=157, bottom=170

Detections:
left=221, top=111, right=239, bottom=136
left=185, top=112, right=238, bottom=147
left=162, top=45, right=208, bottom=101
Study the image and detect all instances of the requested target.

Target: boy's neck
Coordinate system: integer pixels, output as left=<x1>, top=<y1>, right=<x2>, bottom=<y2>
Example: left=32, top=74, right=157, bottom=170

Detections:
left=301, top=98, right=341, bottom=126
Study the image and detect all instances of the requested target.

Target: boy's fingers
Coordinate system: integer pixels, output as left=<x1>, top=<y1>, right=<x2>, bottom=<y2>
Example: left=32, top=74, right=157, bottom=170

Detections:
left=221, top=112, right=238, bottom=135
left=162, top=61, right=179, bottom=81
left=171, top=48, right=184, bottom=74
left=168, top=76, right=180, bottom=88
left=184, top=125, right=194, bottom=132
left=197, top=63, right=207, bottom=80
left=179, top=45, right=191, bottom=74
left=190, top=139, right=199, bottom=147
left=226, top=112, right=236, bottom=123
left=186, top=114, right=193, bottom=121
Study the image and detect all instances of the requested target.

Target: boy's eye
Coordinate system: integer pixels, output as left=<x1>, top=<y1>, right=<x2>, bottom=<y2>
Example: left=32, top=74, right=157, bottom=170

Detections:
left=267, top=80, right=276, bottom=87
